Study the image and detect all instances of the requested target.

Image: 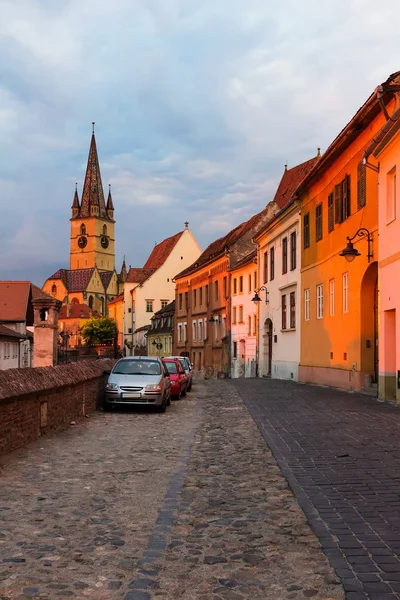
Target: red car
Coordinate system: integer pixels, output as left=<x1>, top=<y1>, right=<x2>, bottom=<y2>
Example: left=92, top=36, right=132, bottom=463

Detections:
left=162, top=358, right=187, bottom=400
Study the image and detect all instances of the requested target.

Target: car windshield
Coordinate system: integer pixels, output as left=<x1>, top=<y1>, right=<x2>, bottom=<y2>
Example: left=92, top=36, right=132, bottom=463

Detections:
left=178, top=358, right=188, bottom=370
left=113, top=360, right=161, bottom=376
left=164, top=361, right=178, bottom=374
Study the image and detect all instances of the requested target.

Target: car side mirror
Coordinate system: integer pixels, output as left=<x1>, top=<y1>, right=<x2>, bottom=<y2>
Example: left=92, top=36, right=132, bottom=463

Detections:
left=164, top=369, right=170, bottom=377
left=103, top=370, right=111, bottom=376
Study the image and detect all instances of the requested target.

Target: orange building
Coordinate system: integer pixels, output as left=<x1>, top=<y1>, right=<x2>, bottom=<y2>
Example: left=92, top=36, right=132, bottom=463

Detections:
left=298, top=72, right=400, bottom=392
left=58, top=303, right=99, bottom=348
left=107, top=294, right=124, bottom=350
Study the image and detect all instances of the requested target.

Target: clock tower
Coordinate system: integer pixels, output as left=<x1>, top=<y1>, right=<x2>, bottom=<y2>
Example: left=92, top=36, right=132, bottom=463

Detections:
left=70, top=124, right=115, bottom=272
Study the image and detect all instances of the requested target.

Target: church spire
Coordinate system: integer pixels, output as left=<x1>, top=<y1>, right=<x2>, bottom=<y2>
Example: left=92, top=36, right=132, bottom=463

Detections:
left=71, top=183, right=80, bottom=218
left=106, top=184, right=114, bottom=210
left=78, top=123, right=108, bottom=219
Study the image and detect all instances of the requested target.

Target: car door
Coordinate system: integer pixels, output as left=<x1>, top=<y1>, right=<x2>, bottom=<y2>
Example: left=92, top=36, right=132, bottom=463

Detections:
left=163, top=363, right=171, bottom=396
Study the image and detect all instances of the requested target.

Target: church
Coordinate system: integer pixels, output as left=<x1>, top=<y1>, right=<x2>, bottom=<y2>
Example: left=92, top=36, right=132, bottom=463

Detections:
left=43, top=126, right=126, bottom=314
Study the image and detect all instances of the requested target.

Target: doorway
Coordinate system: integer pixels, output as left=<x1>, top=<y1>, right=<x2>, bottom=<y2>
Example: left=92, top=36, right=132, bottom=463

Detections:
left=360, top=262, right=378, bottom=384
left=263, top=319, right=273, bottom=377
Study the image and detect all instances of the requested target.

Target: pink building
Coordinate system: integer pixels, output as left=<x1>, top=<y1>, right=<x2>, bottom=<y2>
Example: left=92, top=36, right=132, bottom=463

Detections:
left=364, top=102, right=400, bottom=400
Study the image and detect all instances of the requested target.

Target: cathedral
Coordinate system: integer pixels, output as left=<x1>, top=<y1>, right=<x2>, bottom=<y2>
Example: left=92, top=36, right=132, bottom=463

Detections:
left=43, top=126, right=126, bottom=314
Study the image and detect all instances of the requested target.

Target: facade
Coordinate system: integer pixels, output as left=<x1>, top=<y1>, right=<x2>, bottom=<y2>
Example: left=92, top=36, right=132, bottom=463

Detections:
left=122, top=223, right=201, bottom=355
left=0, top=325, right=26, bottom=370
left=43, top=127, right=125, bottom=314
left=174, top=202, right=279, bottom=375
left=108, top=294, right=124, bottom=351
left=147, top=301, right=175, bottom=358
left=230, top=252, right=258, bottom=378
left=364, top=97, right=400, bottom=400
left=298, top=72, right=400, bottom=392
left=255, top=158, right=318, bottom=381
left=58, top=303, right=99, bottom=348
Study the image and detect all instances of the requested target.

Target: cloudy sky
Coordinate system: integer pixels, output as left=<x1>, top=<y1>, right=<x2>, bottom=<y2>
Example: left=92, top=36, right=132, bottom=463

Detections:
left=0, top=0, right=399, bottom=285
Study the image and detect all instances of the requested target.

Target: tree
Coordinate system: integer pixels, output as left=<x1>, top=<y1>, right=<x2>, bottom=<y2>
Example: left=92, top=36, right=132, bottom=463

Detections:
left=80, top=316, right=118, bottom=347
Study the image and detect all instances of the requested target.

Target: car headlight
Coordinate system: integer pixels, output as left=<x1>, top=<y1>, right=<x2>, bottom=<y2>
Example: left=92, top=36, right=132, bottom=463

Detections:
left=145, top=384, right=162, bottom=391
left=106, top=382, right=118, bottom=390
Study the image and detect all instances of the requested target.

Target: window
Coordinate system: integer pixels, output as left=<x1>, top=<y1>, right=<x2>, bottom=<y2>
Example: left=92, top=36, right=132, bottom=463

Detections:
left=263, top=251, right=268, bottom=283
left=183, top=322, right=187, bottom=341
left=270, top=247, right=275, bottom=280
left=238, top=305, right=244, bottom=323
left=253, top=314, right=257, bottom=336
left=248, top=274, right=252, bottom=293
left=146, top=300, right=153, bottom=313
left=317, top=285, right=323, bottom=319
left=198, top=319, right=203, bottom=341
left=233, top=341, right=237, bottom=359
left=328, top=193, right=334, bottom=232
left=329, top=279, right=335, bottom=317
left=282, top=237, right=288, bottom=274
left=214, top=319, right=219, bottom=342
left=290, top=292, right=296, bottom=329
left=239, top=276, right=243, bottom=294
left=193, top=289, right=197, bottom=308
left=51, top=284, right=57, bottom=297
left=387, top=167, right=396, bottom=223
left=282, top=295, right=287, bottom=330
left=128, top=307, right=132, bottom=313
left=316, top=203, right=323, bottom=241
left=185, top=292, right=189, bottom=311
left=102, top=224, right=107, bottom=236
left=343, top=273, right=349, bottom=314
left=304, top=289, right=310, bottom=321
left=205, top=285, right=209, bottom=304
left=290, top=231, right=296, bottom=270
left=128, top=327, right=132, bottom=334
left=214, top=281, right=219, bottom=302
left=161, top=300, right=168, bottom=309
left=233, top=306, right=237, bottom=324
left=222, top=316, right=226, bottom=338
left=179, top=293, right=183, bottom=311
left=80, top=224, right=86, bottom=235
left=192, top=321, right=197, bottom=341
left=254, top=271, right=257, bottom=291
left=223, top=277, right=227, bottom=298
left=303, top=213, right=310, bottom=249
left=335, top=175, right=351, bottom=223
left=203, top=318, right=207, bottom=340
left=199, top=287, right=203, bottom=306
left=248, top=316, right=252, bottom=335
left=357, top=161, right=366, bottom=209
left=233, top=278, right=237, bottom=294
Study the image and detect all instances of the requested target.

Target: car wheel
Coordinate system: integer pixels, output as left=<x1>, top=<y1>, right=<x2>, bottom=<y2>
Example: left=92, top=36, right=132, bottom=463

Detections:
left=181, top=385, right=187, bottom=397
left=103, top=398, right=112, bottom=412
left=156, top=394, right=168, bottom=413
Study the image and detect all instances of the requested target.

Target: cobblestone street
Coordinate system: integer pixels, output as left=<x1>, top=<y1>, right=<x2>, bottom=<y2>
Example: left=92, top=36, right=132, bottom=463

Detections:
left=233, top=378, right=400, bottom=600
left=0, top=381, right=343, bottom=600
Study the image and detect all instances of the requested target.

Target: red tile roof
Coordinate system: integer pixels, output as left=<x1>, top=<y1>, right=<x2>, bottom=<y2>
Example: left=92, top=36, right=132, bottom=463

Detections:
left=48, top=268, right=99, bottom=293
left=143, top=231, right=184, bottom=270
left=229, top=250, right=257, bottom=272
left=99, top=271, right=114, bottom=290
left=273, top=157, right=320, bottom=208
left=108, top=293, right=124, bottom=306
left=0, top=281, right=31, bottom=322
left=0, top=324, right=26, bottom=339
left=126, top=268, right=155, bottom=285
left=59, top=304, right=99, bottom=319
left=31, top=284, right=54, bottom=301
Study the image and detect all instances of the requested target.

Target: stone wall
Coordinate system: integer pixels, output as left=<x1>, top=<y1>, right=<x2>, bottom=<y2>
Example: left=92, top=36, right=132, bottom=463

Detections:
left=0, top=359, right=114, bottom=456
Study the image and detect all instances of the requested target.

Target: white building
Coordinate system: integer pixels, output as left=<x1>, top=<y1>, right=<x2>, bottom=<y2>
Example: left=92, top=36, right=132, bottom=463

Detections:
left=123, top=224, right=201, bottom=354
left=230, top=252, right=258, bottom=378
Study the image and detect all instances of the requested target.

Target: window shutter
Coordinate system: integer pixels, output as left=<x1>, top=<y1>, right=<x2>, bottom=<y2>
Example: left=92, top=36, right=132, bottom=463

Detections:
left=357, top=162, right=366, bottom=209
left=328, top=193, right=334, bottom=232
left=334, top=184, right=341, bottom=223
left=342, top=174, right=351, bottom=220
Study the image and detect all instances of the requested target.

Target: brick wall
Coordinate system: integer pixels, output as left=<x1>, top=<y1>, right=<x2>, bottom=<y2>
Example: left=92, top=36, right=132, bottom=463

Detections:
left=0, top=359, right=114, bottom=456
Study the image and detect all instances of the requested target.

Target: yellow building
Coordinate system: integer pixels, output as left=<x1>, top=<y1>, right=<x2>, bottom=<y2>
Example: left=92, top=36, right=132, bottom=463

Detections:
left=147, top=301, right=175, bottom=358
left=43, top=126, right=126, bottom=314
left=298, top=71, right=400, bottom=392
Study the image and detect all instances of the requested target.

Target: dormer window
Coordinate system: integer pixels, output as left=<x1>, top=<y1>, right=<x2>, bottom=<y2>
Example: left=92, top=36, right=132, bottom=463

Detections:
left=51, top=284, right=57, bottom=297
left=80, top=224, right=86, bottom=235
left=102, top=224, right=107, bottom=236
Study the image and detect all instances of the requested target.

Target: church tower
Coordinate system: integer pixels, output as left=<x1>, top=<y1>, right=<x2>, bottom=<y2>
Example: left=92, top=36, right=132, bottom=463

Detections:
left=70, top=124, right=115, bottom=272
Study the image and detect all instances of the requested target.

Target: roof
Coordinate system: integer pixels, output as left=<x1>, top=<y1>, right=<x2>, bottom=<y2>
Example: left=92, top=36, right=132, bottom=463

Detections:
left=108, top=293, right=124, bottom=306
left=135, top=325, right=151, bottom=333
left=229, top=250, right=257, bottom=273
left=126, top=268, right=155, bottom=285
left=99, top=270, right=114, bottom=290
left=59, top=304, right=99, bottom=319
left=143, top=231, right=184, bottom=270
left=75, top=132, right=111, bottom=220
left=48, top=268, right=94, bottom=293
left=273, top=157, right=320, bottom=208
left=31, top=284, right=54, bottom=301
left=0, top=324, right=26, bottom=339
left=153, top=300, right=175, bottom=318
left=0, top=281, right=31, bottom=322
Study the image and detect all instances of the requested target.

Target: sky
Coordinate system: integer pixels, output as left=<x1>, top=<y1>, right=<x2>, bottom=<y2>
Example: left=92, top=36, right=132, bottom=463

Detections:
left=0, top=0, right=399, bottom=286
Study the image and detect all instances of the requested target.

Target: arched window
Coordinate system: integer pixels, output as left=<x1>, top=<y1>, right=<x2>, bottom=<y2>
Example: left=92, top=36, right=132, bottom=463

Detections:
left=71, top=297, right=79, bottom=305
left=88, top=295, right=94, bottom=309
left=51, top=284, right=57, bottom=297
left=80, top=224, right=86, bottom=235
left=102, top=224, right=107, bottom=236
left=100, top=297, right=105, bottom=315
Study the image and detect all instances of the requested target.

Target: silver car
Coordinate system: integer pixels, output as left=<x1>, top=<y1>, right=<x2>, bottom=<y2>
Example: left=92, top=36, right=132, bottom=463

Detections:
left=166, top=356, right=193, bottom=392
left=103, top=357, right=171, bottom=412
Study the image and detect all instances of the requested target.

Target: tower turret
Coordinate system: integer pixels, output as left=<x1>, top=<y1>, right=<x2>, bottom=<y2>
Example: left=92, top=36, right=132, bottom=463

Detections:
left=71, top=183, right=80, bottom=218
left=106, top=184, right=114, bottom=220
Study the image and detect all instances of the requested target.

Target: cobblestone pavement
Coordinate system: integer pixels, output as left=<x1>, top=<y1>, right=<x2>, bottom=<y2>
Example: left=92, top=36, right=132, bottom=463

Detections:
left=0, top=381, right=344, bottom=600
left=232, top=378, right=400, bottom=600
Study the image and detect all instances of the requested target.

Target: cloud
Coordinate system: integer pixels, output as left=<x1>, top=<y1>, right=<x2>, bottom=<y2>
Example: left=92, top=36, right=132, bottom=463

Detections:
left=0, top=0, right=399, bottom=284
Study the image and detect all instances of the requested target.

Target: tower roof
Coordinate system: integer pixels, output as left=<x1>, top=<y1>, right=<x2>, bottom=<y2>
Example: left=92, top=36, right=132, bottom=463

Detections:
left=106, top=185, right=114, bottom=210
left=79, top=126, right=109, bottom=219
left=71, top=185, right=80, bottom=210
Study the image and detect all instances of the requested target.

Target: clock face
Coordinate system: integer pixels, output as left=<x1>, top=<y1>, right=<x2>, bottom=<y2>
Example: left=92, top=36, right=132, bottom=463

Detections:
left=101, top=235, right=109, bottom=249
left=78, top=236, right=87, bottom=249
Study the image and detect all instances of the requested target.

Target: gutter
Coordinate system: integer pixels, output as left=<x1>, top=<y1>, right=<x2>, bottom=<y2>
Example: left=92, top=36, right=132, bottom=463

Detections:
left=363, top=94, right=400, bottom=163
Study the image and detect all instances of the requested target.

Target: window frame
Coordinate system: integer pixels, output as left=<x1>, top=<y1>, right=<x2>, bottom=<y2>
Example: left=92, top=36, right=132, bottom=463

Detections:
left=290, top=231, right=296, bottom=270
left=329, top=279, right=335, bottom=317
left=270, top=246, right=275, bottom=280
left=316, top=284, right=323, bottom=319
left=303, top=213, right=310, bottom=249
left=304, top=288, right=310, bottom=321
left=290, top=291, right=296, bottom=329
left=282, top=237, right=288, bottom=274
left=316, top=203, right=323, bottom=241
left=282, top=294, right=287, bottom=330
left=263, top=251, right=268, bottom=283
left=343, top=272, right=349, bottom=314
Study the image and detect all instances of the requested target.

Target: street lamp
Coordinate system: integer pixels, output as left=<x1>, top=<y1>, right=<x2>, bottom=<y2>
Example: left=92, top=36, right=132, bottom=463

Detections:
left=339, top=228, right=373, bottom=263
left=252, top=286, right=269, bottom=304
